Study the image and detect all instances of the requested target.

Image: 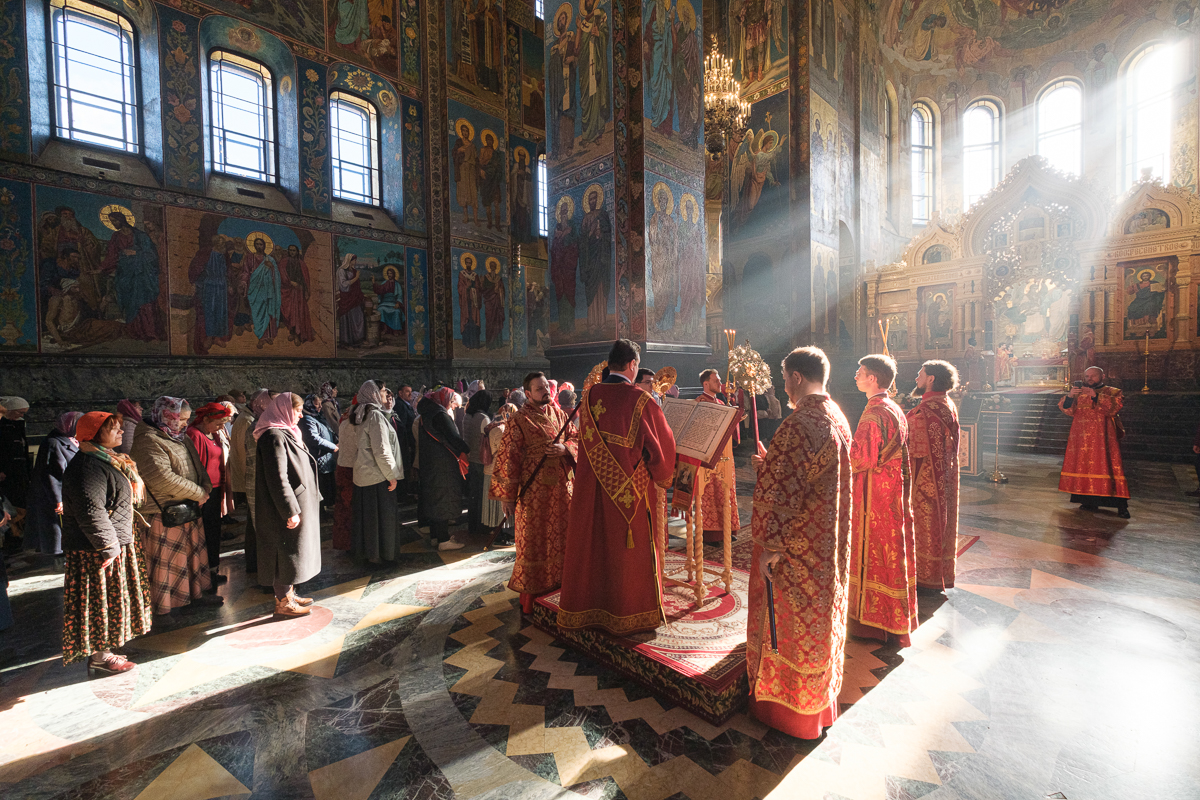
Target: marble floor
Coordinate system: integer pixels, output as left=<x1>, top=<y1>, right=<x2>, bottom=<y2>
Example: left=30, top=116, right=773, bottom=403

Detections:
left=1, top=453, right=1198, bottom=800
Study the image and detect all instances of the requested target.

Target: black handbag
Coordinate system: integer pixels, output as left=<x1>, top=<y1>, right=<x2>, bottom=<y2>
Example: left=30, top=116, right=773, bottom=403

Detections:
left=143, top=441, right=205, bottom=526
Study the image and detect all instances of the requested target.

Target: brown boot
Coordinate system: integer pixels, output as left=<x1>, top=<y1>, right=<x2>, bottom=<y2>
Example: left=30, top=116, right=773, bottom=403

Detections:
left=274, top=595, right=311, bottom=618
left=288, top=589, right=314, bottom=607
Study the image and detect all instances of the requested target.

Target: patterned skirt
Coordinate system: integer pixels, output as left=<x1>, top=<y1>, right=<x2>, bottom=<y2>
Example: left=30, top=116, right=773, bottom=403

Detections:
left=141, top=515, right=210, bottom=615
left=62, top=540, right=153, bottom=665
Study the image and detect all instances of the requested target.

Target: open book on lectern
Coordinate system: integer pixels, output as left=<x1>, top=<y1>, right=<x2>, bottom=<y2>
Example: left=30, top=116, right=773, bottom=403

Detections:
left=660, top=398, right=742, bottom=470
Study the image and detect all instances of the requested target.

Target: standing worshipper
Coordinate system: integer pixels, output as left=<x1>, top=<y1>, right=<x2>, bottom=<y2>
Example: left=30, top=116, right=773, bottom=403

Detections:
left=747, top=347, right=852, bottom=739
left=848, top=355, right=916, bottom=646
left=241, top=389, right=276, bottom=577
left=60, top=411, right=153, bottom=675
left=0, top=397, right=31, bottom=522
left=319, top=382, right=341, bottom=432
left=491, top=375, right=577, bottom=611
left=697, top=369, right=739, bottom=544
left=299, top=394, right=339, bottom=512
left=116, top=399, right=142, bottom=455
left=186, top=403, right=234, bottom=583
left=253, top=393, right=321, bottom=618
left=558, top=340, right=676, bottom=634
left=230, top=389, right=265, bottom=568
left=350, top=381, right=404, bottom=563
left=907, top=360, right=961, bottom=591
left=25, top=412, right=83, bottom=557
left=334, top=395, right=358, bottom=551
left=482, top=403, right=515, bottom=545
left=417, top=388, right=470, bottom=551
left=1058, top=366, right=1130, bottom=518
left=131, top=397, right=216, bottom=614
left=394, top=385, right=419, bottom=498
left=462, top=391, right=492, bottom=536
left=509, top=388, right=526, bottom=409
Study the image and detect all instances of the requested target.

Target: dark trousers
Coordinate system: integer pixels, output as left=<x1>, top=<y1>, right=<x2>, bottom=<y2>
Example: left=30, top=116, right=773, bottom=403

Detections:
left=1194, top=451, right=1200, bottom=487
left=201, top=487, right=225, bottom=573
left=430, top=520, right=451, bottom=544
left=318, top=471, right=336, bottom=509
left=466, top=463, right=485, bottom=535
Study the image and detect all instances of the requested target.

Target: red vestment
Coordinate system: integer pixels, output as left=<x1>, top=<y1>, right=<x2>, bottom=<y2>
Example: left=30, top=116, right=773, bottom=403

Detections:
left=697, top=392, right=740, bottom=542
left=748, top=394, right=853, bottom=739
left=279, top=254, right=314, bottom=343
left=849, top=394, right=916, bottom=645
left=489, top=403, right=578, bottom=601
left=1058, top=386, right=1128, bottom=499
left=557, top=379, right=676, bottom=635
left=906, top=392, right=960, bottom=590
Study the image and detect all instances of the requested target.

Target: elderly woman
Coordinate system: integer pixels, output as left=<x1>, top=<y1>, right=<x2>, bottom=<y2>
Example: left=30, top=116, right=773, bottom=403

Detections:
left=186, top=402, right=234, bottom=583
left=60, top=411, right=153, bottom=675
left=254, top=393, right=321, bottom=618
left=299, top=394, right=338, bottom=511
left=0, top=396, right=31, bottom=518
left=482, top=403, right=516, bottom=546
left=417, top=388, right=470, bottom=551
left=25, top=411, right=83, bottom=557
left=131, top=397, right=216, bottom=614
left=350, top=380, right=403, bottom=563
left=115, top=399, right=142, bottom=455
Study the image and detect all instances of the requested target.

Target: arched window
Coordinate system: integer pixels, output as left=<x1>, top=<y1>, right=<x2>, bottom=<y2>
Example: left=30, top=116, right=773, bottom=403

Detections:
left=1123, top=44, right=1177, bottom=188
left=50, top=0, right=139, bottom=153
left=209, top=50, right=276, bottom=183
left=963, top=99, right=1001, bottom=206
left=884, top=92, right=894, bottom=221
left=911, top=102, right=935, bottom=226
left=330, top=91, right=381, bottom=206
left=537, top=154, right=549, bottom=236
left=1037, top=80, right=1082, bottom=176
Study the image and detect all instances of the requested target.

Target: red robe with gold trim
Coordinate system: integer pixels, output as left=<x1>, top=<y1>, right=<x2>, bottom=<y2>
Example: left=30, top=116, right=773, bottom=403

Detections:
left=558, top=378, right=677, bottom=635
left=849, top=394, right=917, bottom=643
left=697, top=392, right=740, bottom=541
left=1058, top=386, right=1129, bottom=499
left=489, top=402, right=578, bottom=599
left=906, top=392, right=960, bottom=590
left=747, top=394, right=853, bottom=739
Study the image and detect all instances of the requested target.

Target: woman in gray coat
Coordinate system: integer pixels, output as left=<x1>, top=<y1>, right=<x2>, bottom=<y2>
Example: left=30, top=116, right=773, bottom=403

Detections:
left=349, top=380, right=403, bottom=564
left=253, top=393, right=321, bottom=618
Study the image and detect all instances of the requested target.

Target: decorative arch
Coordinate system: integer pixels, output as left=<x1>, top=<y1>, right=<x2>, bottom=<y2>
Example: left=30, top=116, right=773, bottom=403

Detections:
left=1111, top=178, right=1200, bottom=236
left=329, top=64, right=405, bottom=226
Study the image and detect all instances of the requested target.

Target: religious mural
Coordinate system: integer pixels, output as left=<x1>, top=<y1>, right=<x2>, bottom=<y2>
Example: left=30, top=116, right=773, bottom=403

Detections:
left=1123, top=262, right=1169, bottom=340
left=447, top=0, right=506, bottom=107
left=449, top=100, right=509, bottom=245
left=0, top=179, right=36, bottom=351
left=452, top=247, right=510, bottom=357
left=993, top=277, right=1071, bottom=352
left=884, top=312, right=909, bottom=353
left=525, top=264, right=550, bottom=356
left=545, top=0, right=614, bottom=170
left=548, top=177, right=615, bottom=344
left=811, top=242, right=839, bottom=343
left=400, top=0, right=421, bottom=85
left=327, top=0, right=400, bottom=76
left=642, top=0, right=704, bottom=163
left=167, top=209, right=334, bottom=358
left=509, top=135, right=541, bottom=250
left=724, top=90, right=789, bottom=243
left=333, top=235, right=416, bottom=358
left=810, top=92, right=839, bottom=244
left=727, top=0, right=787, bottom=97
left=646, top=177, right=705, bottom=342
left=35, top=187, right=169, bottom=355
left=521, top=28, right=545, bottom=130
left=1125, top=208, right=1171, bottom=234
left=920, top=283, right=955, bottom=351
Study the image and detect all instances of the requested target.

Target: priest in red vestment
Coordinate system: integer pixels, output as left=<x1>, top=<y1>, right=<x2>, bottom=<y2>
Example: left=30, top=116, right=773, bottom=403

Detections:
left=848, top=354, right=917, bottom=646
left=1057, top=366, right=1130, bottom=518
left=492, top=372, right=578, bottom=612
left=697, top=369, right=740, bottom=543
left=906, top=360, right=960, bottom=591
left=748, top=347, right=853, bottom=739
left=558, top=339, right=677, bottom=635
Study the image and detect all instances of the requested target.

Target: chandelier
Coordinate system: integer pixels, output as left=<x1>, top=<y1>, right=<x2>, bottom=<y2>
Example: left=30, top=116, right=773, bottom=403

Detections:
left=703, top=35, right=748, bottom=160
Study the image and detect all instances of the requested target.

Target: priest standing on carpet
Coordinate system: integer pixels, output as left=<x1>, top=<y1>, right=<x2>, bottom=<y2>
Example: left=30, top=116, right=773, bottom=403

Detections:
left=558, top=339, right=676, bottom=635
left=1057, top=366, right=1130, bottom=518
left=747, top=347, right=852, bottom=739
left=848, top=354, right=917, bottom=647
left=492, top=372, right=578, bottom=614
left=906, top=360, right=960, bottom=591
left=697, top=369, right=739, bottom=543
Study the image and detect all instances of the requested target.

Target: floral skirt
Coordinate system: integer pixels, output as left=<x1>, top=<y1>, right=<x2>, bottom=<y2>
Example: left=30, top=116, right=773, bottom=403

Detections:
left=62, top=540, right=153, bottom=665
left=141, top=515, right=210, bottom=615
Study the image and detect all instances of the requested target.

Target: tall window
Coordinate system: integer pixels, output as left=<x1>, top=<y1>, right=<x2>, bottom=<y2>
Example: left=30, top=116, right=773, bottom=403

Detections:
left=1123, top=44, right=1176, bottom=188
left=1037, top=80, right=1082, bottom=176
left=884, top=93, right=893, bottom=221
left=330, top=91, right=381, bottom=205
left=537, top=154, right=549, bottom=236
left=963, top=100, right=1001, bottom=206
left=911, top=102, right=935, bottom=226
left=535, top=0, right=543, bottom=18
left=209, top=51, right=276, bottom=183
left=50, top=0, right=139, bottom=153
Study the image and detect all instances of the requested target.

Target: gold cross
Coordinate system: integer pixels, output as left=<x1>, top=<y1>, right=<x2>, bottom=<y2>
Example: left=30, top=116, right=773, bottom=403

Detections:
left=591, top=399, right=606, bottom=420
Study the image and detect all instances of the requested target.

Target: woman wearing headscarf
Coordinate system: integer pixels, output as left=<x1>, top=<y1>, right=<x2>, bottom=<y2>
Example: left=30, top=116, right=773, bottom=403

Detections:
left=482, top=403, right=516, bottom=546
left=25, top=411, right=83, bottom=557
left=115, top=400, right=142, bottom=455
left=319, top=382, right=340, bottom=432
left=462, top=390, right=492, bottom=537
left=0, top=397, right=31, bottom=517
left=254, top=393, right=321, bottom=618
left=186, top=402, right=234, bottom=582
left=60, top=411, right=153, bottom=675
left=417, top=388, right=470, bottom=551
left=131, top=397, right=216, bottom=614
left=299, top=394, right=338, bottom=511
left=333, top=392, right=357, bottom=551
left=349, top=380, right=404, bottom=563
left=240, top=389, right=276, bottom=578
left=508, top=389, right=526, bottom=410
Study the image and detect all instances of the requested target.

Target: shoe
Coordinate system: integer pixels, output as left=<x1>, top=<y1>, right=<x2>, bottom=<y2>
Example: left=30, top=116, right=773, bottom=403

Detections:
left=1185, top=490, right=1200, bottom=497
left=438, top=539, right=466, bottom=551
left=274, top=595, right=311, bottom=617
left=1117, top=509, right=1131, bottom=519
left=288, top=589, right=314, bottom=607
left=88, top=653, right=135, bottom=677
left=194, top=594, right=225, bottom=606
left=212, top=574, right=228, bottom=585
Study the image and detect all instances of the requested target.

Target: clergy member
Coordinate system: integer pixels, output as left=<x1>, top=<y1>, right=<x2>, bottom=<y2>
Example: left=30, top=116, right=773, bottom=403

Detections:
left=558, top=339, right=677, bottom=635
left=848, top=354, right=917, bottom=646
left=907, top=360, right=960, bottom=591
left=697, top=369, right=739, bottom=543
left=491, top=372, right=578, bottom=613
left=1057, top=366, right=1130, bottom=518
left=747, top=346, right=852, bottom=739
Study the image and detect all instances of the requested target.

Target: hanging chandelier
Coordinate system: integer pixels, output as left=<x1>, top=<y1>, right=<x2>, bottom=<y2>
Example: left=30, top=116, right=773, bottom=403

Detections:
left=703, top=35, right=748, bottom=160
